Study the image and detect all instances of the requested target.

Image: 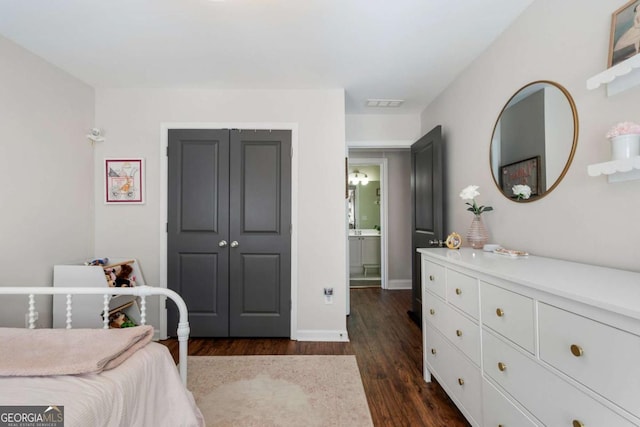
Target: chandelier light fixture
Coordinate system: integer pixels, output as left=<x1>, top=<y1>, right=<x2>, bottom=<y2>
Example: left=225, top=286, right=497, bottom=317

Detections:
left=348, top=170, right=369, bottom=185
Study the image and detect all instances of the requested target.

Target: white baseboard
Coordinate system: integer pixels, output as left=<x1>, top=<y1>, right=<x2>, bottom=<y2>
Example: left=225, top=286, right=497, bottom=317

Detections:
left=387, top=279, right=412, bottom=290
left=296, top=329, right=350, bottom=342
left=155, top=329, right=349, bottom=342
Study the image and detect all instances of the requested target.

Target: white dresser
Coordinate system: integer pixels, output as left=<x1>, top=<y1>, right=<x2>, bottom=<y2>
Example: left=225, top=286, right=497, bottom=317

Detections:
left=418, top=247, right=640, bottom=427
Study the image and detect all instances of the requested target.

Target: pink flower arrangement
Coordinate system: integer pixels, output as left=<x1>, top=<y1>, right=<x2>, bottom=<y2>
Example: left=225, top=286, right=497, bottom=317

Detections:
left=606, top=122, right=640, bottom=139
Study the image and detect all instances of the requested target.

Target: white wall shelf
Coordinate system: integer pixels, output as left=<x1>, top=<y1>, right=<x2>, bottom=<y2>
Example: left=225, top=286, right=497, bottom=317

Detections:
left=586, top=54, right=640, bottom=96
left=587, top=156, right=640, bottom=182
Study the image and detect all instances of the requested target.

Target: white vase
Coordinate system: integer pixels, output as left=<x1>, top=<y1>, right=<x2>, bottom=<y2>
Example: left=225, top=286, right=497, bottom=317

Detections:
left=610, top=134, right=640, bottom=160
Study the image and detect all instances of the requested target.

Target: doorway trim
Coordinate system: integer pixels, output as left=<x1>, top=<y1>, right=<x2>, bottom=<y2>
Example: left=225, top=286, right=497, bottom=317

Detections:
left=159, top=122, right=299, bottom=340
left=347, top=157, right=388, bottom=289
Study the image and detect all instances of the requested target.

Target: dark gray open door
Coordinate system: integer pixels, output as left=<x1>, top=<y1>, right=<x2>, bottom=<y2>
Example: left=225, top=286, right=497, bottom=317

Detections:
left=229, top=130, right=291, bottom=337
left=168, top=129, right=292, bottom=337
left=409, top=125, right=445, bottom=326
left=168, top=129, right=230, bottom=337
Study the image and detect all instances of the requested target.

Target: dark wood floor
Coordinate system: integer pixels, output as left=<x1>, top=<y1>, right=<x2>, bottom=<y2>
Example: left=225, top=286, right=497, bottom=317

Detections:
left=161, top=287, right=469, bottom=427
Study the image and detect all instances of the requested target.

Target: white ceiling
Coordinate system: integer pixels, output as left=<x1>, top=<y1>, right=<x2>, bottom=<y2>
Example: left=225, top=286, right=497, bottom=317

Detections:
left=0, top=0, right=533, bottom=114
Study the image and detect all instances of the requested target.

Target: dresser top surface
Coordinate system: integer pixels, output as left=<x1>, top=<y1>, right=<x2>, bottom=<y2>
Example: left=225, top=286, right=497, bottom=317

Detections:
left=417, top=248, right=640, bottom=321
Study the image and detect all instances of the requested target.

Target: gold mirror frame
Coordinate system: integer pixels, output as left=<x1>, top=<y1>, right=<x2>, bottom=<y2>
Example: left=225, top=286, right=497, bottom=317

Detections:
left=489, top=80, right=579, bottom=203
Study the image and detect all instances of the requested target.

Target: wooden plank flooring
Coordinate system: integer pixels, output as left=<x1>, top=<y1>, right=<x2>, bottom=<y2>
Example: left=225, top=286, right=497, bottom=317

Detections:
left=160, top=287, right=469, bottom=426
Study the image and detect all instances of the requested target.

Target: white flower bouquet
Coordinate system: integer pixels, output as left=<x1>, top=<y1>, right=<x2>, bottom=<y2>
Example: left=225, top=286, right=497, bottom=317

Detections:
left=512, top=184, right=531, bottom=200
left=459, top=185, right=493, bottom=215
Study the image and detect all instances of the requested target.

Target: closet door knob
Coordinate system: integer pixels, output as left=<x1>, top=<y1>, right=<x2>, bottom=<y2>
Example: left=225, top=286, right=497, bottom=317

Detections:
left=429, top=275, right=435, bottom=281
left=218, top=240, right=228, bottom=248
left=431, top=348, right=436, bottom=355
left=456, top=329, right=463, bottom=337
left=496, top=308, right=505, bottom=317
left=498, top=362, right=507, bottom=372
left=429, top=309, right=435, bottom=315
left=455, top=288, right=462, bottom=295
left=572, top=420, right=585, bottom=427
left=457, top=378, right=464, bottom=386
left=230, top=241, right=239, bottom=248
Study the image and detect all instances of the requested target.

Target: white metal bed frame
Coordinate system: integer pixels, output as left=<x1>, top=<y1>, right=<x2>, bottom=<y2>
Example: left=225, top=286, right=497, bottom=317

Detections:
left=0, top=285, right=190, bottom=384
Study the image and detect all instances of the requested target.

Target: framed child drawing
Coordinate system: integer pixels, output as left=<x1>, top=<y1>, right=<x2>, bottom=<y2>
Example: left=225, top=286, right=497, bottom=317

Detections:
left=104, top=158, right=144, bottom=204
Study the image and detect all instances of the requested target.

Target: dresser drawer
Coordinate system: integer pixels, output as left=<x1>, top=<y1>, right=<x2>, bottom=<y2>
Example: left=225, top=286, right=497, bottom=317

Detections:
left=425, top=323, right=452, bottom=383
left=539, top=303, right=640, bottom=419
left=481, top=281, right=535, bottom=353
left=423, top=293, right=448, bottom=333
left=444, top=303, right=480, bottom=365
left=483, top=330, right=637, bottom=427
left=482, top=378, right=540, bottom=427
left=425, top=324, right=482, bottom=425
left=447, top=269, right=479, bottom=319
left=425, top=295, right=480, bottom=364
left=422, top=259, right=446, bottom=299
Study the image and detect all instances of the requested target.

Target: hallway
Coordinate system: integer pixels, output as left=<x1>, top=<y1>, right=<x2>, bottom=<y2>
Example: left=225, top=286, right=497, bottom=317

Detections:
left=163, top=288, right=469, bottom=426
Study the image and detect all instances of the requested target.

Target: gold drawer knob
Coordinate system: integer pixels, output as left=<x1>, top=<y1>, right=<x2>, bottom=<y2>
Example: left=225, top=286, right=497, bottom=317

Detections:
left=496, top=308, right=505, bottom=317
left=455, top=288, right=462, bottom=295
left=498, top=362, right=507, bottom=372
left=429, top=309, right=435, bottom=315
left=457, top=378, right=464, bottom=386
left=572, top=420, right=585, bottom=427
left=431, top=348, right=436, bottom=355
left=456, top=329, right=463, bottom=337
left=570, top=344, right=584, bottom=357
left=429, top=275, right=435, bottom=281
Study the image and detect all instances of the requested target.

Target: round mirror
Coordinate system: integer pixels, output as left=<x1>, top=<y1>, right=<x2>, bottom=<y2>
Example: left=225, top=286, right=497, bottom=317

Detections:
left=490, top=80, right=578, bottom=202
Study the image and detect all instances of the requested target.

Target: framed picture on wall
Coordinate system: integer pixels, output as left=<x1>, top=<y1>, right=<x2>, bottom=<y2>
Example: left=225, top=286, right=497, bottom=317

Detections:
left=104, top=158, right=144, bottom=204
left=608, top=0, right=640, bottom=67
left=500, top=156, right=540, bottom=198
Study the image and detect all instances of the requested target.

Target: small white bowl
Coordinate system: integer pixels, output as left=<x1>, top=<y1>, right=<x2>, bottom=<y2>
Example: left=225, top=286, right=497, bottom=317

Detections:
left=483, top=244, right=501, bottom=252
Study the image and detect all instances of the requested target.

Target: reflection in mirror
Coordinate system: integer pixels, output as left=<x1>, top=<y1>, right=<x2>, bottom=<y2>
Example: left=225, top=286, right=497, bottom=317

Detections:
left=490, top=81, right=578, bottom=202
left=347, top=166, right=381, bottom=230
left=348, top=185, right=356, bottom=229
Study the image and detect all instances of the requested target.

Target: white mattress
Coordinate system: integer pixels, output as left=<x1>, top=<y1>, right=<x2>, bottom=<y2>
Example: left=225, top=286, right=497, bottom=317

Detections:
left=0, top=342, right=204, bottom=427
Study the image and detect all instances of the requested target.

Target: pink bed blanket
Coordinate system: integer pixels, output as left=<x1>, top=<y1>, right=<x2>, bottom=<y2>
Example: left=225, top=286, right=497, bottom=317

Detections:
left=0, top=325, right=153, bottom=376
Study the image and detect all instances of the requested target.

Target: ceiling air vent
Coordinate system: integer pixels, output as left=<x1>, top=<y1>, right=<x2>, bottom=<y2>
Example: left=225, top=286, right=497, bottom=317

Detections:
left=366, top=99, right=404, bottom=108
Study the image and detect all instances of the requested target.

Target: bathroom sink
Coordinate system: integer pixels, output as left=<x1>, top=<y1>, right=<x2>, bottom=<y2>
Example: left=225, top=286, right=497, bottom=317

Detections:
left=349, top=229, right=380, bottom=236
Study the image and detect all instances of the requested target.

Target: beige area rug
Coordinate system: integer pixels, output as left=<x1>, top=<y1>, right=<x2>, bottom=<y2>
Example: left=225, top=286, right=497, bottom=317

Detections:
left=188, top=355, right=373, bottom=427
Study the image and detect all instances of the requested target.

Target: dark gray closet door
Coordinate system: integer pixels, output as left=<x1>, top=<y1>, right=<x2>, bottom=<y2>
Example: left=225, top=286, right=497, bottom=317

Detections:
left=168, top=128, right=292, bottom=338
left=229, top=130, right=292, bottom=337
left=168, top=129, right=230, bottom=337
left=409, top=125, right=444, bottom=326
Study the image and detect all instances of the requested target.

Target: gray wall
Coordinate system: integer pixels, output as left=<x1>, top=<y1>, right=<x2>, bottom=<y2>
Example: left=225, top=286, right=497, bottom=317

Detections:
left=0, top=35, right=95, bottom=327
left=94, top=88, right=348, bottom=339
left=420, top=0, right=640, bottom=272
